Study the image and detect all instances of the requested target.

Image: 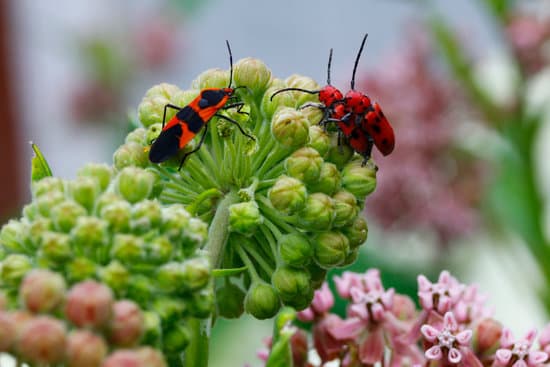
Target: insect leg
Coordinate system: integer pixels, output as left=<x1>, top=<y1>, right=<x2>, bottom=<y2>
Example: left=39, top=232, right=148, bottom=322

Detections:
left=214, top=113, right=255, bottom=141
left=162, top=104, right=182, bottom=129
left=178, top=124, right=209, bottom=171
left=223, top=102, right=249, bottom=116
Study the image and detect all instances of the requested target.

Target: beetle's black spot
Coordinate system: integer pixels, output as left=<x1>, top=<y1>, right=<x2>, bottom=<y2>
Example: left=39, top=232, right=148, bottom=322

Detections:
left=201, top=89, right=226, bottom=106
left=371, top=124, right=382, bottom=134
left=198, top=98, right=210, bottom=109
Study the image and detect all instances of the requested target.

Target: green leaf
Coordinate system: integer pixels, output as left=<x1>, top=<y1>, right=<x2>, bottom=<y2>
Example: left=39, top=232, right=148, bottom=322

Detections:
left=212, top=266, right=247, bottom=277
left=483, top=0, right=512, bottom=21
left=30, top=142, right=53, bottom=182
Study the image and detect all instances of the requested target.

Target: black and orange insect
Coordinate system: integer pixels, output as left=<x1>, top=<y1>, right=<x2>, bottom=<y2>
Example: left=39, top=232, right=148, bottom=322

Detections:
left=148, top=41, right=254, bottom=170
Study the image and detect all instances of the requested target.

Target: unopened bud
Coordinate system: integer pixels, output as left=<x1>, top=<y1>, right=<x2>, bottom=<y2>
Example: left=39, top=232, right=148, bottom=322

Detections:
left=233, top=57, right=272, bottom=94
left=297, top=193, right=335, bottom=231
left=163, top=323, right=191, bottom=354
left=0, top=311, right=16, bottom=351
left=20, top=269, right=66, bottom=313
left=285, top=74, right=320, bottom=105
left=342, top=159, right=377, bottom=199
left=262, top=84, right=296, bottom=121
left=313, top=231, right=349, bottom=268
left=474, top=318, right=502, bottom=355
left=116, top=167, right=156, bottom=204
left=1, top=254, right=32, bottom=287
left=99, top=261, right=130, bottom=293
left=332, top=190, right=359, bottom=227
left=271, top=107, right=309, bottom=148
left=269, top=176, right=307, bottom=215
left=111, top=234, right=146, bottom=264
left=113, top=142, right=149, bottom=170
left=307, top=162, right=341, bottom=195
left=229, top=201, right=263, bottom=235
left=138, top=83, right=182, bottom=127
left=77, top=163, right=113, bottom=192
left=325, top=140, right=354, bottom=169
left=188, top=286, right=215, bottom=318
left=216, top=281, right=245, bottom=319
left=285, top=147, right=323, bottom=184
left=32, top=176, right=64, bottom=198
left=307, top=125, right=330, bottom=157
left=0, top=220, right=26, bottom=253
left=65, top=280, right=113, bottom=328
left=70, top=216, right=109, bottom=254
left=109, top=300, right=144, bottom=347
left=157, top=258, right=211, bottom=293
left=131, top=199, right=162, bottom=234
left=341, top=216, right=368, bottom=249
left=125, top=127, right=147, bottom=145
left=278, top=233, right=313, bottom=267
left=191, top=68, right=230, bottom=90
left=16, top=316, right=67, bottom=365
left=66, top=257, right=97, bottom=282
left=272, top=266, right=313, bottom=310
left=66, top=330, right=108, bottom=367
left=51, top=200, right=87, bottom=233
left=100, top=201, right=132, bottom=233
left=245, top=281, right=281, bottom=320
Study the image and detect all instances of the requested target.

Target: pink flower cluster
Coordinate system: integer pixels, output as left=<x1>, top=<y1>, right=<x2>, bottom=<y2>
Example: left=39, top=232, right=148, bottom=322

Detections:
left=260, top=269, right=550, bottom=367
left=0, top=269, right=165, bottom=367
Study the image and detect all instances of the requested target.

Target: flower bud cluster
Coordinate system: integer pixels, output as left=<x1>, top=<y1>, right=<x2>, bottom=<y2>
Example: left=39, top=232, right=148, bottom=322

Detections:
left=0, top=270, right=166, bottom=367
left=130, top=60, right=377, bottom=320
left=0, top=163, right=211, bottom=357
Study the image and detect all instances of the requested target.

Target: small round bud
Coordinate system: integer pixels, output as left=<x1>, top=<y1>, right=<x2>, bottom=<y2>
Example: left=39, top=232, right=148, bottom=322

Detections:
left=181, top=217, right=208, bottom=254
left=66, top=330, right=108, bottom=367
left=111, top=234, right=146, bottom=265
left=125, top=127, right=147, bottom=145
left=271, top=107, right=309, bottom=148
left=116, top=167, right=156, bottom=204
left=77, top=163, right=113, bottom=192
left=268, top=176, right=307, bottom=215
left=163, top=323, right=191, bottom=353
left=126, top=275, right=154, bottom=303
left=152, top=297, right=186, bottom=327
left=0, top=254, right=32, bottom=287
left=40, top=232, right=73, bottom=264
left=307, top=125, right=330, bottom=157
left=228, top=201, right=263, bottom=235
left=22, top=203, right=38, bottom=220
left=272, top=266, right=313, bottom=310
left=332, top=190, right=359, bottom=227
left=191, top=68, right=230, bottom=89
left=285, top=147, right=323, bottom=184
left=278, top=233, right=313, bottom=267
left=306, top=262, right=327, bottom=290
left=27, top=217, right=53, bottom=248
left=297, top=193, right=335, bottom=231
left=70, top=176, right=101, bottom=213
left=109, top=300, right=144, bottom=347
left=161, top=204, right=191, bottom=241
left=313, top=231, right=350, bottom=268
left=66, top=257, right=97, bottom=282
left=20, top=269, right=66, bottom=313
left=233, top=57, right=272, bottom=94
left=174, top=89, right=200, bottom=107
left=157, top=258, right=211, bottom=293
left=0, top=311, right=16, bottom=351
left=32, top=176, right=64, bottom=198
left=65, top=280, right=114, bottom=328
left=341, top=248, right=359, bottom=266
left=188, top=286, right=215, bottom=318
left=16, top=316, right=67, bottom=365
left=0, top=219, right=26, bottom=253
left=147, top=236, right=173, bottom=264
left=474, top=318, right=502, bottom=355
left=245, top=282, right=280, bottom=319
left=341, top=216, right=368, bottom=249
left=102, top=350, right=143, bottom=367
left=113, top=142, right=149, bottom=170
left=51, top=200, right=87, bottom=232
left=100, top=201, right=132, bottom=233
left=99, top=261, right=130, bottom=293
left=35, top=190, right=65, bottom=217
left=391, top=294, right=416, bottom=321
left=262, top=84, right=296, bottom=121
left=138, top=83, right=182, bottom=127
left=70, top=216, right=109, bottom=253
left=301, top=105, right=325, bottom=126
left=136, top=347, right=168, bottom=367
left=307, top=162, right=341, bottom=195
left=131, top=200, right=162, bottom=234
left=141, top=311, right=162, bottom=346
left=325, top=141, right=354, bottom=169
left=216, top=281, right=245, bottom=319
left=146, top=123, right=163, bottom=146
left=285, top=74, right=321, bottom=105
left=342, top=159, right=377, bottom=199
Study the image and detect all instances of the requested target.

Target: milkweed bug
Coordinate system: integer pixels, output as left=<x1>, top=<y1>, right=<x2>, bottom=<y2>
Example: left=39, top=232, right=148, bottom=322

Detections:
left=148, top=40, right=254, bottom=170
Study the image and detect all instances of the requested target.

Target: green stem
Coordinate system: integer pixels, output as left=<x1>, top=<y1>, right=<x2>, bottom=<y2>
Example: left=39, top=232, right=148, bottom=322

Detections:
left=183, top=318, right=210, bottom=367
left=186, top=188, right=223, bottom=216
left=205, top=191, right=239, bottom=268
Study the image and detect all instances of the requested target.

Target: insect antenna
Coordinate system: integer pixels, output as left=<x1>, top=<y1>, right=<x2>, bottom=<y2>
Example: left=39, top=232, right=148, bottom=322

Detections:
left=270, top=88, right=320, bottom=101
left=226, top=40, right=233, bottom=88
left=327, top=48, right=333, bottom=85
left=350, top=33, right=368, bottom=90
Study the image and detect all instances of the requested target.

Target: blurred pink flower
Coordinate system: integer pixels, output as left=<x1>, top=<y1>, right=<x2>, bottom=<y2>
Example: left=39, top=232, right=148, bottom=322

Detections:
left=495, top=328, right=548, bottom=367
left=421, top=312, right=472, bottom=364
left=506, top=14, right=550, bottom=75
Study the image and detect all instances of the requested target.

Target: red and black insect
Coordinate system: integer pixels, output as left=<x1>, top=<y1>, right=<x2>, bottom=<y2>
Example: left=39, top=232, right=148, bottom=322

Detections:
left=148, top=40, right=254, bottom=170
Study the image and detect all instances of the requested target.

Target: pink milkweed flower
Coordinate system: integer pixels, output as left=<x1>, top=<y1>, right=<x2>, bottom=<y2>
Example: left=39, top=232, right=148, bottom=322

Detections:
left=418, top=271, right=465, bottom=314
left=453, top=284, right=493, bottom=325
left=297, top=283, right=334, bottom=322
left=420, top=311, right=473, bottom=364
left=494, top=328, right=548, bottom=367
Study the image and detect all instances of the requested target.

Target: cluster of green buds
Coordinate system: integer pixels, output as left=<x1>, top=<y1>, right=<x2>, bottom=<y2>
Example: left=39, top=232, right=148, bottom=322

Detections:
left=0, top=162, right=211, bottom=361
left=0, top=269, right=166, bottom=366
left=127, top=58, right=375, bottom=319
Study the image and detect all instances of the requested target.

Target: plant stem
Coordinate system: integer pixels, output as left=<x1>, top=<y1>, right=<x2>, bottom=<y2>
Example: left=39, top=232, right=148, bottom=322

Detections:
left=183, top=318, right=211, bottom=367
left=205, top=190, right=239, bottom=269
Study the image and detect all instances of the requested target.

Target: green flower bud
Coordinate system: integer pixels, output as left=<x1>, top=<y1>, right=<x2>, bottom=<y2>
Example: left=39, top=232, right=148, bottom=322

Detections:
left=66, top=257, right=97, bottom=282
left=77, top=163, right=113, bottom=192
left=50, top=200, right=87, bottom=232
left=301, top=105, right=325, bottom=126
left=271, top=108, right=309, bottom=148
left=111, top=234, right=146, bottom=264
left=278, top=233, right=313, bottom=267
left=262, top=84, right=296, bottom=121
left=341, top=216, right=368, bottom=249
left=32, top=177, right=64, bottom=198
left=285, top=74, right=320, bottom=105
left=70, top=176, right=101, bottom=213
left=229, top=201, right=263, bottom=235
left=161, top=205, right=191, bottom=241
left=157, top=258, right=210, bottom=293
left=141, top=311, right=162, bottom=346
left=306, top=262, right=327, bottom=290
left=307, top=162, right=340, bottom=196
left=341, top=248, right=359, bottom=266
left=146, top=236, right=173, bottom=264
left=285, top=147, right=323, bottom=184
left=244, top=282, right=280, bottom=319
left=268, top=176, right=307, bottom=215
left=40, top=231, right=72, bottom=264
left=100, top=201, right=132, bottom=233
left=297, top=193, right=335, bottom=231
left=0, top=220, right=26, bottom=253
left=191, top=68, right=229, bottom=90
left=70, top=216, right=109, bottom=253
left=126, top=275, right=154, bottom=302
left=307, top=125, right=330, bottom=157
left=174, top=89, right=200, bottom=107
left=216, top=281, right=245, bottom=319
left=272, top=265, right=313, bottom=310
left=342, top=159, right=377, bottom=199
left=332, top=190, right=359, bottom=227
left=188, top=286, right=214, bottom=318
left=152, top=298, right=186, bottom=327
left=113, top=142, right=149, bottom=170
left=325, top=139, right=354, bottom=169
left=27, top=218, right=52, bottom=249
left=313, top=231, right=350, bottom=268
left=131, top=200, right=162, bottom=234
left=163, top=323, right=191, bottom=354
left=181, top=217, right=208, bottom=255
left=99, top=261, right=130, bottom=293
left=1, top=254, right=32, bottom=287
left=116, top=167, right=156, bottom=204
left=125, top=127, right=147, bottom=145
left=138, top=83, right=182, bottom=127
left=35, top=191, right=65, bottom=217
left=146, top=123, right=162, bottom=146
left=233, top=57, right=272, bottom=94
left=22, top=203, right=38, bottom=221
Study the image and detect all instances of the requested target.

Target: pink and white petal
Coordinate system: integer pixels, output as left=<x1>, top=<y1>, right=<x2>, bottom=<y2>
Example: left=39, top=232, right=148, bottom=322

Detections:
left=425, top=345, right=442, bottom=360
left=447, top=347, right=463, bottom=364
left=350, top=287, right=366, bottom=304
left=527, top=351, right=548, bottom=365
left=328, top=317, right=365, bottom=340
left=495, top=349, right=512, bottom=364
left=381, top=288, right=395, bottom=309
left=511, top=360, right=527, bottom=367
left=359, top=329, right=385, bottom=365
left=438, top=270, right=452, bottom=286
left=417, top=275, right=432, bottom=292
left=296, top=308, right=314, bottom=322
left=500, top=328, right=515, bottom=348
left=348, top=303, right=369, bottom=320
left=418, top=292, right=433, bottom=310
left=312, top=283, right=334, bottom=314
left=539, top=323, right=550, bottom=347
left=420, top=324, right=440, bottom=342
left=334, top=273, right=353, bottom=299
left=523, top=328, right=537, bottom=345
left=454, top=301, right=468, bottom=323
left=443, top=312, right=458, bottom=331
left=456, top=329, right=473, bottom=345
left=437, top=296, right=452, bottom=314
left=371, top=302, right=385, bottom=322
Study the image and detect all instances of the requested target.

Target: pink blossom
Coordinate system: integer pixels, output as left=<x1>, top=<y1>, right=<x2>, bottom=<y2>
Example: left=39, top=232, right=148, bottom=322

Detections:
left=453, top=284, right=492, bottom=324
left=297, top=282, right=334, bottom=321
left=494, top=328, right=548, bottom=367
left=418, top=270, right=464, bottom=314
left=420, top=312, right=472, bottom=364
